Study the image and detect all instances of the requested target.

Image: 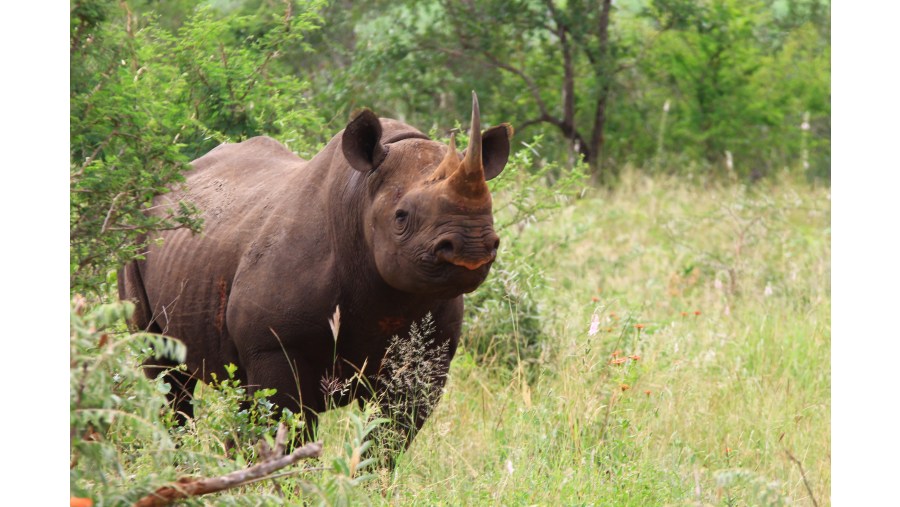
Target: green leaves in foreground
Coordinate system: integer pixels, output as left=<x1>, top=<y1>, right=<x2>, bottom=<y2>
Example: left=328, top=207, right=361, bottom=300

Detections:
left=70, top=297, right=184, bottom=505
left=70, top=296, right=388, bottom=505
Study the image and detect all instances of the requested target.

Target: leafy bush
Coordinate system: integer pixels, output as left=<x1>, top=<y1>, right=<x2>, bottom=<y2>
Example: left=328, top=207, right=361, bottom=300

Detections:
left=70, top=297, right=387, bottom=505
left=70, top=297, right=185, bottom=505
left=463, top=135, right=588, bottom=374
left=70, top=0, right=327, bottom=294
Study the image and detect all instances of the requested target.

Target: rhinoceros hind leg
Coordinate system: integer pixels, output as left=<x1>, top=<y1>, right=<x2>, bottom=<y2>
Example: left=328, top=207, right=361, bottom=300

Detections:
left=143, top=357, right=199, bottom=426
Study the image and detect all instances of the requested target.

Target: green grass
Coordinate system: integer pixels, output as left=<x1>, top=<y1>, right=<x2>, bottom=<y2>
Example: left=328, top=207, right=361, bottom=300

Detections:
left=71, top=172, right=830, bottom=505
left=369, top=172, right=831, bottom=505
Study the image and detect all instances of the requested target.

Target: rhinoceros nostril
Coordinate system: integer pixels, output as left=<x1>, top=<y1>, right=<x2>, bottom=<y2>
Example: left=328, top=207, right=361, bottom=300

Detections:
left=486, top=234, right=500, bottom=256
left=435, top=239, right=455, bottom=257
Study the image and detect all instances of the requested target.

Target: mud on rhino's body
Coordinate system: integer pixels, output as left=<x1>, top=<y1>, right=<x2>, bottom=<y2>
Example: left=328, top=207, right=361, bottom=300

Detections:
left=119, top=94, right=512, bottom=447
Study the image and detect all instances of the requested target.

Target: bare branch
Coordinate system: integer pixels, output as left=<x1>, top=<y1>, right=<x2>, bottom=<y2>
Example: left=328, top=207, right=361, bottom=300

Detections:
left=516, top=116, right=554, bottom=132
left=480, top=51, right=554, bottom=121
left=133, top=435, right=322, bottom=507
left=100, top=192, right=126, bottom=235
left=274, top=422, right=288, bottom=457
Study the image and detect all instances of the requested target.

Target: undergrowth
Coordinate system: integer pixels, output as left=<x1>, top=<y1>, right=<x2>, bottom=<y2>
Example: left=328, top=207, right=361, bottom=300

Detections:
left=70, top=298, right=386, bottom=506
left=70, top=172, right=829, bottom=505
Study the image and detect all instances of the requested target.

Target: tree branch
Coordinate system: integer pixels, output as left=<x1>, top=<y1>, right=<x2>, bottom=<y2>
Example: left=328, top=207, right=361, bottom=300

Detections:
left=435, top=1, right=593, bottom=161
left=483, top=51, right=554, bottom=118
left=133, top=426, right=322, bottom=507
left=516, top=116, right=553, bottom=132
left=99, top=192, right=126, bottom=235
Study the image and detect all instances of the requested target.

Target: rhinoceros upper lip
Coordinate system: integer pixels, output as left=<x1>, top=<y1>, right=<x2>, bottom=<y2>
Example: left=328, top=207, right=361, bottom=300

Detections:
left=435, top=251, right=495, bottom=271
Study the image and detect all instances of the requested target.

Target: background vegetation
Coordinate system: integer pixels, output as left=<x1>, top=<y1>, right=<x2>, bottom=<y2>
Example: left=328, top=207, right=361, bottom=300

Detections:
left=70, top=0, right=830, bottom=504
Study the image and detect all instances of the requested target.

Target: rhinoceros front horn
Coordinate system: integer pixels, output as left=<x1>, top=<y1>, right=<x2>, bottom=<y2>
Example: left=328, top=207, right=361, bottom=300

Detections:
left=463, top=92, right=483, bottom=178
left=448, top=92, right=513, bottom=196
left=449, top=92, right=487, bottom=197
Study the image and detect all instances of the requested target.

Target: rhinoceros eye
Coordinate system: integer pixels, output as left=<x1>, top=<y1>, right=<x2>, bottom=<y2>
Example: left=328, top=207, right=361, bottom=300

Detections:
left=394, top=209, right=409, bottom=224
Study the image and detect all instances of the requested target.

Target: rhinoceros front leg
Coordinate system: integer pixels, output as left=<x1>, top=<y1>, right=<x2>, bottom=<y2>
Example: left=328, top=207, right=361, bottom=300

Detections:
left=237, top=348, right=327, bottom=441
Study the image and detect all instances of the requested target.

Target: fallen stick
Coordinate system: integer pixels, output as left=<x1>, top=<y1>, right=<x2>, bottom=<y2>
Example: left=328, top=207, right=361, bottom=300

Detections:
left=133, top=425, right=322, bottom=507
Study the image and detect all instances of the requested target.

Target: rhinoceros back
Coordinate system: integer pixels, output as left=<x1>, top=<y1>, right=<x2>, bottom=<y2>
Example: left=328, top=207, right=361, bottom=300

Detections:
left=120, top=136, right=308, bottom=367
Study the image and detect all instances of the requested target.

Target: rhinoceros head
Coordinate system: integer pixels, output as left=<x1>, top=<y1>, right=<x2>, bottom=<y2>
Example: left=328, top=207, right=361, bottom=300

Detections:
left=341, top=93, right=511, bottom=298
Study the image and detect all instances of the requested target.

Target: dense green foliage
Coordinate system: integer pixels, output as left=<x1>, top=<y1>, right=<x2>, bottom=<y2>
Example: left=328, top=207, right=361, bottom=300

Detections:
left=70, top=0, right=829, bottom=504
left=290, top=0, right=829, bottom=182
left=70, top=296, right=389, bottom=505
left=70, top=0, right=829, bottom=292
left=70, top=0, right=326, bottom=293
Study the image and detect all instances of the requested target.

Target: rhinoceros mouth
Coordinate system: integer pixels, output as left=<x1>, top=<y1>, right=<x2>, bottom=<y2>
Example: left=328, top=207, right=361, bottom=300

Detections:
left=407, top=250, right=493, bottom=296
left=430, top=234, right=498, bottom=272
left=435, top=250, right=496, bottom=271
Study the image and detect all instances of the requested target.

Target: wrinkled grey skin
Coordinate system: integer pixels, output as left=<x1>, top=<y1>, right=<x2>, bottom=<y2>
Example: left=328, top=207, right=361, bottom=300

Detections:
left=119, top=98, right=512, bottom=449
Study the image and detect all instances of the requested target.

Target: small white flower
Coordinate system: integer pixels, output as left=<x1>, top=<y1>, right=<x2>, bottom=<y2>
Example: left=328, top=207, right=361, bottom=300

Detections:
left=588, top=313, right=600, bottom=336
left=714, top=278, right=723, bottom=290
left=764, top=283, right=774, bottom=297
left=506, top=459, right=514, bottom=475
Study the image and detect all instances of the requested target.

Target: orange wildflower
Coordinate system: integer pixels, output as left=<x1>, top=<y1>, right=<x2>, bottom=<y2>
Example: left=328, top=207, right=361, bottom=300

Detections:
left=681, top=311, right=689, bottom=317
left=644, top=390, right=651, bottom=396
left=609, top=357, right=628, bottom=365
left=635, top=323, right=646, bottom=330
left=71, top=498, right=93, bottom=507
left=694, top=310, right=701, bottom=316
left=611, top=349, right=623, bottom=357
left=620, top=384, right=630, bottom=391
left=629, top=354, right=641, bottom=361
left=591, top=296, right=600, bottom=302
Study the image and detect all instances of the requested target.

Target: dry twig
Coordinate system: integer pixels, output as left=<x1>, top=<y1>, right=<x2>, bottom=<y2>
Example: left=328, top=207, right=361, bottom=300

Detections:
left=785, top=449, right=820, bottom=507
left=132, top=424, right=321, bottom=507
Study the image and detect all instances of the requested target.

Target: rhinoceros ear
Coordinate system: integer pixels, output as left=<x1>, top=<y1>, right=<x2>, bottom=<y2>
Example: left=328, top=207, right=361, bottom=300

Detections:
left=342, top=109, right=386, bottom=173
left=481, top=123, right=513, bottom=181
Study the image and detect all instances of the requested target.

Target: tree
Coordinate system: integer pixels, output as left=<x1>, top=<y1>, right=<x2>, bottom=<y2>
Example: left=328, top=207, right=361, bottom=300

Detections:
left=326, top=0, right=829, bottom=183
left=641, top=0, right=830, bottom=179
left=314, top=0, right=632, bottom=184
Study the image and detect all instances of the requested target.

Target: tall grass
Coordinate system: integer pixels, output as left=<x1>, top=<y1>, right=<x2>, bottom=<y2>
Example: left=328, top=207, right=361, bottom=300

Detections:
left=381, top=171, right=830, bottom=505
left=71, top=172, right=829, bottom=505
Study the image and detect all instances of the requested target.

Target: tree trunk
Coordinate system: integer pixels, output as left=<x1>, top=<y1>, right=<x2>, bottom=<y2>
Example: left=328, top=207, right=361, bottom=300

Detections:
left=585, top=0, right=612, bottom=184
